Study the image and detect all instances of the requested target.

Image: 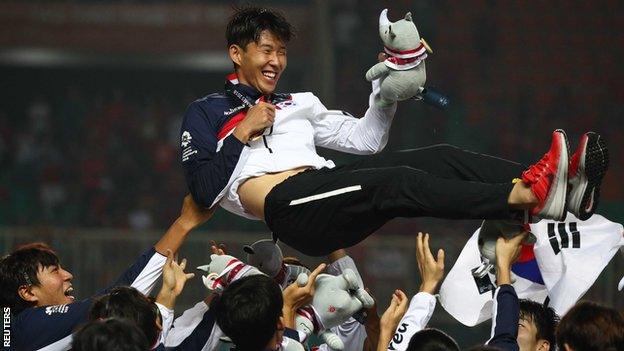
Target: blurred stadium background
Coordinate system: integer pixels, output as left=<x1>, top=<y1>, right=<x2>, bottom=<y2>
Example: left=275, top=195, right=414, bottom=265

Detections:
left=1, top=0, right=622, bottom=347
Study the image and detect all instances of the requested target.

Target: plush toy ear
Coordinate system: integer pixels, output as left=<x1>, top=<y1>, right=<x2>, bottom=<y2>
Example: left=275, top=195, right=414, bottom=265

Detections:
left=405, top=12, right=413, bottom=21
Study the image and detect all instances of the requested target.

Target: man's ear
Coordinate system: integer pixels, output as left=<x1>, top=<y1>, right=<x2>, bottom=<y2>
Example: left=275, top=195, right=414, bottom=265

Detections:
left=536, top=339, right=551, bottom=351
left=18, top=285, right=38, bottom=303
left=277, top=315, right=285, bottom=331
left=229, top=44, right=244, bottom=67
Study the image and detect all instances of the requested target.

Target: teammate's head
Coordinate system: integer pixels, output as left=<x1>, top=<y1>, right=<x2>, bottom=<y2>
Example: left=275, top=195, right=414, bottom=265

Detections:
left=517, top=299, right=559, bottom=351
left=73, top=318, right=149, bottom=351
left=405, top=328, right=460, bottom=351
left=89, top=287, right=161, bottom=348
left=0, top=242, right=74, bottom=314
left=226, top=6, right=293, bottom=95
left=213, top=274, right=284, bottom=351
left=556, top=300, right=624, bottom=351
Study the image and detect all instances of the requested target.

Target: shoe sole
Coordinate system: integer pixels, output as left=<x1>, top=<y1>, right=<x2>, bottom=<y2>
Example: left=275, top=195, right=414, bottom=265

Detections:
left=569, top=132, right=609, bottom=220
left=540, top=129, right=569, bottom=221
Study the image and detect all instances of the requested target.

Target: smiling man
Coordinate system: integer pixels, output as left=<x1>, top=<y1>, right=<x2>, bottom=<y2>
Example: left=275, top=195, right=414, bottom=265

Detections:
left=181, top=6, right=608, bottom=256
left=0, top=195, right=213, bottom=351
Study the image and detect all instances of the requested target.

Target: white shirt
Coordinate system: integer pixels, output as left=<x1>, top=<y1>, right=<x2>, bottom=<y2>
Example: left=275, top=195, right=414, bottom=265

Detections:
left=220, top=80, right=397, bottom=219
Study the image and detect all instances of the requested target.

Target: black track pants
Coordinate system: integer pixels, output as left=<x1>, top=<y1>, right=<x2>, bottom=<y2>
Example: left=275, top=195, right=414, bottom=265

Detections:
left=264, top=144, right=526, bottom=256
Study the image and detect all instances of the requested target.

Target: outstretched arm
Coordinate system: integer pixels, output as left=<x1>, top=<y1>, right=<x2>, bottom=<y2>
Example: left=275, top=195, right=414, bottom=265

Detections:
left=485, top=232, right=527, bottom=351
left=154, top=195, right=215, bottom=255
left=312, top=54, right=397, bottom=155
left=107, top=195, right=213, bottom=295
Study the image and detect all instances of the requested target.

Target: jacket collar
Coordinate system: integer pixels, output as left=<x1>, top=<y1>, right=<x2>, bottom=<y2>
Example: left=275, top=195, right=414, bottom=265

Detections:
left=225, top=72, right=263, bottom=101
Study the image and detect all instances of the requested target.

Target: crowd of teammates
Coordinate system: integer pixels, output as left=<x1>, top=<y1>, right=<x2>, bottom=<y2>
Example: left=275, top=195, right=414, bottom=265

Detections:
left=2, top=4, right=623, bottom=351
left=1, top=195, right=622, bottom=351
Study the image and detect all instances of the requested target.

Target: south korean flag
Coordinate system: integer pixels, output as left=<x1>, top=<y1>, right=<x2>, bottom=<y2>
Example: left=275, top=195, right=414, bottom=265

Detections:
left=439, top=213, right=624, bottom=326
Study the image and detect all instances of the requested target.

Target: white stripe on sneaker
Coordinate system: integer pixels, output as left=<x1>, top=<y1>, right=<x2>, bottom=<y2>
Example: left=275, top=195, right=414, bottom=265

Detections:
left=289, top=185, right=362, bottom=206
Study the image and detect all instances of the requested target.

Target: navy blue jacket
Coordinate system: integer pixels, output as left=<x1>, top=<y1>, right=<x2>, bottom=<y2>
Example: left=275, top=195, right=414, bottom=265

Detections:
left=180, top=76, right=290, bottom=209
left=7, top=247, right=164, bottom=351
left=486, top=284, right=520, bottom=351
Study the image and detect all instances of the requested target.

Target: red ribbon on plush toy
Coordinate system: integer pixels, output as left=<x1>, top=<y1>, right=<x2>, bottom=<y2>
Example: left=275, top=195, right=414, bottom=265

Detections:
left=383, top=43, right=428, bottom=70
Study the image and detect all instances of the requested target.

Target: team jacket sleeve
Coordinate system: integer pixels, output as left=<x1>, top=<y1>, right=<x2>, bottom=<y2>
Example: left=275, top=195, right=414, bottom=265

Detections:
left=164, top=301, right=222, bottom=351
left=103, top=246, right=167, bottom=296
left=485, top=285, right=520, bottom=351
left=10, top=298, right=92, bottom=351
left=181, top=101, right=248, bottom=208
left=310, top=79, right=397, bottom=155
left=386, top=292, right=436, bottom=351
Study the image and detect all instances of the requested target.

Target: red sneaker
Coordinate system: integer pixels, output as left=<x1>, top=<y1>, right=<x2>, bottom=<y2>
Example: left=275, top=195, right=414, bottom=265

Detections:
left=567, top=132, right=609, bottom=220
left=522, top=130, right=569, bottom=221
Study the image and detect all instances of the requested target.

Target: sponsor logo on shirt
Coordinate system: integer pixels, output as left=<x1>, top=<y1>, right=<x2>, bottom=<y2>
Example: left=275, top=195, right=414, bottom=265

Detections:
left=181, top=131, right=198, bottom=162
left=181, top=131, right=192, bottom=148
left=223, top=105, right=246, bottom=116
left=387, top=322, right=409, bottom=350
left=44, top=305, right=69, bottom=315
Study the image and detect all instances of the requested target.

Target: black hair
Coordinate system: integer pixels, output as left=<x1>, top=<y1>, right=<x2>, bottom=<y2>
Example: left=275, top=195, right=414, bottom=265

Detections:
left=556, top=300, right=624, bottom=351
left=213, top=275, right=283, bottom=351
left=405, top=328, right=460, bottom=351
left=518, top=299, right=559, bottom=347
left=0, top=242, right=60, bottom=314
left=73, top=318, right=149, bottom=351
left=226, top=6, right=294, bottom=49
left=89, top=287, right=160, bottom=347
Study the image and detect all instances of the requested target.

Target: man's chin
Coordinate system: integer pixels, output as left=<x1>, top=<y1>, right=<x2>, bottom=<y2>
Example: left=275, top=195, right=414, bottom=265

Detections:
left=259, top=80, right=278, bottom=95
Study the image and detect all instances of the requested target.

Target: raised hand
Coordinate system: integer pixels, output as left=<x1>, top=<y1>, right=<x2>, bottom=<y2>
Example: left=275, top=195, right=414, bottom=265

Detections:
left=378, top=289, right=409, bottom=351
left=495, top=231, right=529, bottom=285
left=158, top=249, right=195, bottom=309
left=283, top=263, right=326, bottom=310
left=416, top=232, right=445, bottom=294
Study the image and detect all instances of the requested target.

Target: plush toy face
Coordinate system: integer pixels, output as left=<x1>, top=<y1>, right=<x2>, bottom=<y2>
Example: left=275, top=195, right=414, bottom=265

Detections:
left=379, top=9, right=421, bottom=51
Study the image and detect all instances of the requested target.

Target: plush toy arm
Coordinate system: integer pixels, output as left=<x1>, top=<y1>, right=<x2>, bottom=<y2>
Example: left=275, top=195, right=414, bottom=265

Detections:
left=320, top=330, right=345, bottom=350
left=365, top=62, right=389, bottom=82
left=342, top=269, right=375, bottom=308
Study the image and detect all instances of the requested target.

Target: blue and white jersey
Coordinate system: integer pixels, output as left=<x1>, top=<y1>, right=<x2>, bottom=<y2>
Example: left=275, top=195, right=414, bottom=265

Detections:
left=164, top=301, right=220, bottom=351
left=164, top=301, right=303, bottom=351
left=7, top=247, right=166, bottom=351
left=181, top=74, right=396, bottom=219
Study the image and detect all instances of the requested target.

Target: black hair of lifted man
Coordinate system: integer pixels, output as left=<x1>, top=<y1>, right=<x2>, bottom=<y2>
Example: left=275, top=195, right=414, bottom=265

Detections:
left=213, top=274, right=283, bottom=351
left=226, top=6, right=294, bottom=50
